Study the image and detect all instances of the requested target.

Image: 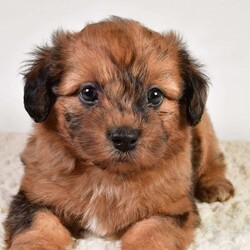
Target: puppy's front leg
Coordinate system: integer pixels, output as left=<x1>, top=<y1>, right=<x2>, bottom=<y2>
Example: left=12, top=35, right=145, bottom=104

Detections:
left=4, top=191, right=72, bottom=250
left=7, top=212, right=72, bottom=250
left=121, top=212, right=199, bottom=250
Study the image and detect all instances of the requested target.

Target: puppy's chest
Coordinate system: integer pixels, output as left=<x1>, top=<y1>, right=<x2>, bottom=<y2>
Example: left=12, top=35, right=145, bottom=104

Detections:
left=78, top=184, right=162, bottom=237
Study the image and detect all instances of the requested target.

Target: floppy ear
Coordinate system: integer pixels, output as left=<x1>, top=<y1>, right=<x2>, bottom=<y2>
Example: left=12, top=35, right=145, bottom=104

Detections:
left=179, top=48, right=208, bottom=126
left=23, top=46, right=58, bottom=123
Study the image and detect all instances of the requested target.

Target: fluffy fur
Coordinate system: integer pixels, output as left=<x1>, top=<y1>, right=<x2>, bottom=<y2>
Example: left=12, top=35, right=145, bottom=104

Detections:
left=4, top=17, right=234, bottom=250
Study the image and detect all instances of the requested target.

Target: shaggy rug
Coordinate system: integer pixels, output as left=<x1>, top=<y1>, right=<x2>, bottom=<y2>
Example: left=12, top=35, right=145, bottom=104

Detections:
left=0, top=132, right=249, bottom=250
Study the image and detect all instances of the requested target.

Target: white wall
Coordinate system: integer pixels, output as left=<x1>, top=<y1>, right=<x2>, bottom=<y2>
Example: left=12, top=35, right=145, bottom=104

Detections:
left=0, top=0, right=249, bottom=140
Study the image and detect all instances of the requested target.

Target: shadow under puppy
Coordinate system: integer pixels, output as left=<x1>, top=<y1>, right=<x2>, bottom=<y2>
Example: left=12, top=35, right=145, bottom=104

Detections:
left=4, top=17, right=234, bottom=250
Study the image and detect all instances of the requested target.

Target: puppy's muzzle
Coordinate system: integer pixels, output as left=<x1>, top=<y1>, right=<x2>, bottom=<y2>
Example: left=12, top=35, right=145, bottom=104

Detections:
left=108, top=127, right=139, bottom=152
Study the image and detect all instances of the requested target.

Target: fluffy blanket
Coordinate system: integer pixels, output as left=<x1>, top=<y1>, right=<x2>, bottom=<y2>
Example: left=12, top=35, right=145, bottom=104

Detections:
left=0, top=132, right=249, bottom=249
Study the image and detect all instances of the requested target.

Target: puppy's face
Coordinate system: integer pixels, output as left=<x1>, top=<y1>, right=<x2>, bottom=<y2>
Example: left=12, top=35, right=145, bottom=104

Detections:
left=24, top=18, right=208, bottom=174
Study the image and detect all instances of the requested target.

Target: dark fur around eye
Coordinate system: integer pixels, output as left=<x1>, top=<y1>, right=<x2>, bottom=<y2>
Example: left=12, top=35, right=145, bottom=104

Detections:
left=147, top=87, right=164, bottom=107
left=80, top=87, right=98, bottom=102
left=79, top=84, right=99, bottom=106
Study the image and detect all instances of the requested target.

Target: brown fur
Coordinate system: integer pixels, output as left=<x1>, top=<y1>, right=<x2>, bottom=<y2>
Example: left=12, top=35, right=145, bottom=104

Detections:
left=7, top=211, right=72, bottom=250
left=4, top=17, right=234, bottom=249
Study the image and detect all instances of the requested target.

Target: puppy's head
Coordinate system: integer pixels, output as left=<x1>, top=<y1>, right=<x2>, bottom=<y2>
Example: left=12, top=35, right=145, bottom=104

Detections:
left=23, top=17, right=208, bottom=174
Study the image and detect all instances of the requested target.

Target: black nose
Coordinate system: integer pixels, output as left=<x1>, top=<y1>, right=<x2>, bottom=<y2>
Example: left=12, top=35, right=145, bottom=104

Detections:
left=108, top=127, right=139, bottom=152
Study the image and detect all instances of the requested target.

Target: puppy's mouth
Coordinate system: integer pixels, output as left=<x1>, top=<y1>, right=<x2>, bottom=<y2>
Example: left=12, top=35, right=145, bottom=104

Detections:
left=92, top=151, right=137, bottom=170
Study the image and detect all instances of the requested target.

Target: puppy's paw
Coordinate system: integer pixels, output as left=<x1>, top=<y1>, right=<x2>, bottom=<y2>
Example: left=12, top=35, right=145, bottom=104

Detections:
left=9, top=244, right=59, bottom=250
left=195, top=178, right=235, bottom=203
left=8, top=239, right=66, bottom=250
left=9, top=244, right=53, bottom=250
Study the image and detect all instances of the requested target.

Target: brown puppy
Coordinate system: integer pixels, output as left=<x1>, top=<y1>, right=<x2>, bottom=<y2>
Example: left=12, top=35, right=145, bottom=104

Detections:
left=4, top=17, right=234, bottom=250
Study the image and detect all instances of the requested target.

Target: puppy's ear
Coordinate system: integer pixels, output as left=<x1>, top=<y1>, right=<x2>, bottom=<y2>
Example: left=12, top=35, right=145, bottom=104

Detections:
left=23, top=46, right=58, bottom=123
left=23, top=30, right=72, bottom=123
left=179, top=48, right=208, bottom=126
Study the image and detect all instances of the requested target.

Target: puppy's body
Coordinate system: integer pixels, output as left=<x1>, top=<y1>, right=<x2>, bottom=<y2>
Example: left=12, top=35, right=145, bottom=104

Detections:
left=4, top=18, right=234, bottom=250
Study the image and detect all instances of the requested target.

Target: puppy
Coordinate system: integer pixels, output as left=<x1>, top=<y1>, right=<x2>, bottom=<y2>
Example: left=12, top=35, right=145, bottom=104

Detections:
left=4, top=17, right=234, bottom=250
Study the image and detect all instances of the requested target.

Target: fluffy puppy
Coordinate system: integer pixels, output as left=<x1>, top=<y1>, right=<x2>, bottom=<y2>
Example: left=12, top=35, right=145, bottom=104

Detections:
left=4, top=17, right=234, bottom=250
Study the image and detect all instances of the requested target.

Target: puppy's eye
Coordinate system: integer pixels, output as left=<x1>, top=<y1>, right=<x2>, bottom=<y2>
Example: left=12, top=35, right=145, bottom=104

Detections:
left=147, top=87, right=163, bottom=106
left=79, top=85, right=98, bottom=105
